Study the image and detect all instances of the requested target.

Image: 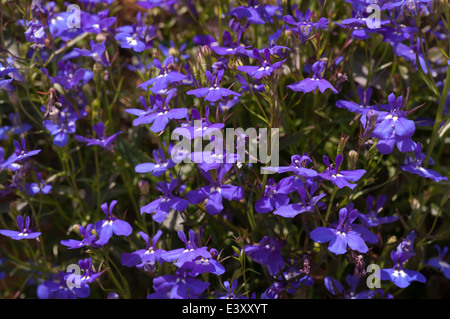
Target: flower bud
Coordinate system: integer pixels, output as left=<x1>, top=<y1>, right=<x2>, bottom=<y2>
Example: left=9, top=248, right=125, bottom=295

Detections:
left=348, top=150, right=359, bottom=168
left=139, top=180, right=149, bottom=196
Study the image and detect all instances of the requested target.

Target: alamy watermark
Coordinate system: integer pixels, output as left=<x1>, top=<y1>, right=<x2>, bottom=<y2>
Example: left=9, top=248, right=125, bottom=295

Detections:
left=170, top=121, right=279, bottom=174
left=66, top=4, right=81, bottom=29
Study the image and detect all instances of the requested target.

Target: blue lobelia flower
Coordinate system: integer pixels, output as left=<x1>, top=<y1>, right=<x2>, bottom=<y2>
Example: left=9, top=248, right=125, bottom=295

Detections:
left=74, top=121, right=122, bottom=150
left=216, top=279, right=249, bottom=299
left=94, top=200, right=132, bottom=246
left=0, top=215, right=41, bottom=240
left=137, top=57, right=187, bottom=94
left=287, top=61, right=338, bottom=94
left=310, top=205, right=378, bottom=255
left=424, top=245, right=450, bottom=279
left=126, top=92, right=188, bottom=132
left=186, top=69, right=241, bottom=102
left=370, top=93, right=416, bottom=154
left=66, top=258, right=103, bottom=287
left=50, top=61, right=93, bottom=90
left=60, top=223, right=99, bottom=250
left=140, top=178, right=188, bottom=223
left=379, top=234, right=427, bottom=288
left=187, top=164, right=244, bottom=215
left=237, top=48, right=286, bottom=79
left=37, top=271, right=90, bottom=299
left=357, top=195, right=399, bottom=227
left=24, top=20, right=47, bottom=48
left=135, top=145, right=176, bottom=177
left=244, top=236, right=285, bottom=276
left=115, top=25, right=146, bottom=52
left=319, top=154, right=366, bottom=190
left=147, top=269, right=210, bottom=299
left=73, top=40, right=110, bottom=67
left=229, top=0, right=282, bottom=25
left=283, top=9, right=329, bottom=44
left=1, top=137, right=41, bottom=171
left=82, top=9, right=116, bottom=34
left=254, top=178, right=292, bottom=214
left=25, top=171, right=52, bottom=196
left=121, top=230, right=166, bottom=272
left=211, top=30, right=249, bottom=56
left=401, top=142, right=448, bottom=182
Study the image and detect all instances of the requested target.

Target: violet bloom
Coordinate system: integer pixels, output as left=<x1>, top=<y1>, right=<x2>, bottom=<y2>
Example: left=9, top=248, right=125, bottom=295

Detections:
left=1, top=138, right=41, bottom=170
left=0, top=113, right=31, bottom=139
left=135, top=146, right=176, bottom=177
left=115, top=27, right=145, bottom=52
left=0, top=215, right=41, bottom=240
left=160, top=229, right=212, bottom=269
left=217, top=279, right=248, bottom=299
left=425, top=246, right=450, bottom=279
left=73, top=40, right=110, bottom=67
left=283, top=9, right=329, bottom=44
left=121, top=230, right=166, bottom=272
left=60, top=224, right=99, bottom=249
left=126, top=93, right=187, bottom=132
left=229, top=0, right=282, bottom=25
left=319, top=154, right=366, bottom=190
left=24, top=20, right=46, bottom=48
left=380, top=249, right=426, bottom=288
left=211, top=30, right=248, bottom=56
left=263, top=154, right=318, bottom=177
left=94, top=200, right=132, bottom=246
left=37, top=271, right=90, bottom=299
left=137, top=57, right=186, bottom=93
left=82, top=9, right=116, bottom=34
left=25, top=171, right=52, bottom=196
left=336, top=86, right=389, bottom=114
left=401, top=142, right=448, bottom=182
left=336, top=9, right=389, bottom=40
left=244, top=236, right=285, bottom=276
left=357, top=195, right=399, bottom=227
left=68, top=258, right=103, bottom=287
left=140, top=179, right=188, bottom=223
left=370, top=93, right=416, bottom=154
left=74, top=121, right=122, bottom=150
left=310, top=206, right=378, bottom=255
left=324, top=275, right=379, bottom=299
left=186, top=69, right=241, bottom=102
left=147, top=269, right=210, bottom=299
left=50, top=61, right=93, bottom=90
left=181, top=248, right=225, bottom=277
left=287, top=61, right=338, bottom=94
left=237, top=48, right=286, bottom=79
left=254, top=178, right=291, bottom=214
left=187, top=164, right=244, bottom=215
left=273, top=181, right=326, bottom=218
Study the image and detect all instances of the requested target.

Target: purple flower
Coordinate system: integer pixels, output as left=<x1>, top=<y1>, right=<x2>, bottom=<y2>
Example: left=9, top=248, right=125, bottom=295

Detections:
left=336, top=86, right=389, bottom=114
left=25, top=171, right=52, bottom=196
left=217, top=279, right=248, bottom=299
left=273, top=180, right=326, bottom=218
left=66, top=258, right=103, bottom=287
left=324, top=275, right=380, bottom=299
left=263, top=154, right=318, bottom=177
left=135, top=145, right=176, bottom=177
left=287, top=61, right=338, bottom=94
left=121, top=230, right=166, bottom=271
left=181, top=248, right=225, bottom=277
left=37, top=271, right=90, bottom=299
left=115, top=28, right=145, bottom=52
left=50, top=61, right=93, bottom=90
left=74, top=121, right=122, bottom=150
left=73, top=40, right=110, bottom=67
left=244, top=236, right=285, bottom=276
left=187, top=164, right=244, bottom=215
left=82, top=9, right=116, bottom=34
left=60, top=224, right=99, bottom=249
left=380, top=242, right=426, bottom=288
left=186, top=69, right=241, bottom=102
left=310, top=206, right=378, bottom=255
left=137, top=57, right=186, bottom=93
left=357, top=195, right=399, bottom=227
left=283, top=9, right=328, bottom=44
left=126, top=93, right=187, bottom=132
left=1, top=138, right=41, bottom=170
left=147, top=269, right=210, bottom=299
left=24, top=20, right=47, bottom=48
left=0, top=113, right=32, bottom=140
left=140, top=178, right=188, bottom=223
left=238, top=48, right=286, bottom=79
left=319, top=154, right=366, bottom=190
left=370, top=93, right=416, bottom=154
left=0, top=215, right=41, bottom=240
left=424, top=246, right=450, bottom=279
left=160, top=229, right=212, bottom=269
left=94, top=200, right=132, bottom=246
left=229, top=0, right=282, bottom=25
left=401, top=142, right=448, bottom=182
left=254, top=178, right=291, bottom=214
left=211, top=31, right=249, bottom=56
